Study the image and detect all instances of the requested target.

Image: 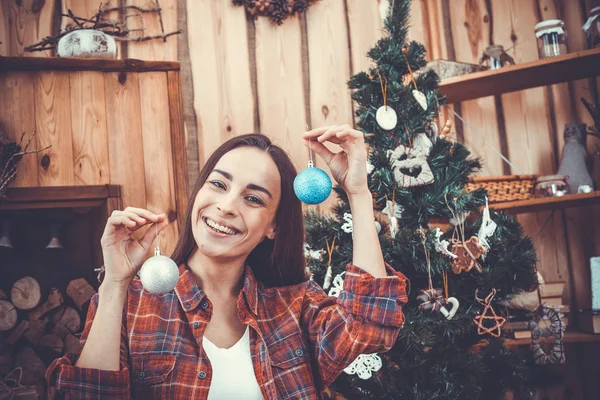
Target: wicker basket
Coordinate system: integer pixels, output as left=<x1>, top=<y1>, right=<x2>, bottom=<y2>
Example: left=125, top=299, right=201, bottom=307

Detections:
left=466, top=175, right=538, bottom=203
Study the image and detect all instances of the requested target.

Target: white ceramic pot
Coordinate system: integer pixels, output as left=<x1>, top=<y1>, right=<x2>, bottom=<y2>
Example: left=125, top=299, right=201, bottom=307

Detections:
left=57, top=29, right=117, bottom=59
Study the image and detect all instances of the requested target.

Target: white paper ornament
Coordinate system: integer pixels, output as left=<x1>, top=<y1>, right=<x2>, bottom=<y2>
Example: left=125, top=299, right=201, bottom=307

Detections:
left=327, top=272, right=345, bottom=298
left=323, top=265, right=334, bottom=290
left=366, top=161, right=375, bottom=174
left=376, top=105, right=398, bottom=130
left=341, top=213, right=353, bottom=233
left=344, top=354, right=383, bottom=379
left=139, top=247, right=179, bottom=295
left=433, top=228, right=457, bottom=259
left=477, top=197, right=497, bottom=259
left=412, top=90, right=428, bottom=110
left=375, top=220, right=382, bottom=234
left=304, top=243, right=323, bottom=261
left=382, top=200, right=403, bottom=239
left=413, top=133, right=433, bottom=157
left=439, top=297, right=460, bottom=320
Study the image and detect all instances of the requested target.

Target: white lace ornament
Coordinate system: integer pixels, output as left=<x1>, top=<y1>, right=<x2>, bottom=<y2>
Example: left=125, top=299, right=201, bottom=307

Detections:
left=433, top=228, right=456, bottom=259
left=477, top=197, right=497, bottom=259
left=366, top=161, right=375, bottom=174
left=304, top=244, right=324, bottom=261
left=341, top=213, right=353, bottom=233
left=327, top=273, right=382, bottom=380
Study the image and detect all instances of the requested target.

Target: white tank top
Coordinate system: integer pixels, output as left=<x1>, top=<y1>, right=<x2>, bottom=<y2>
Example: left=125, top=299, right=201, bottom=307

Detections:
left=203, top=326, right=264, bottom=399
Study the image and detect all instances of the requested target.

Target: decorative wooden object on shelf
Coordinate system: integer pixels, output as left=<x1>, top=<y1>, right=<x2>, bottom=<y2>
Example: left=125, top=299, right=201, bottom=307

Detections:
left=11, top=276, right=41, bottom=310
left=439, top=48, right=600, bottom=102
left=466, top=175, right=537, bottom=203
left=0, top=300, right=17, bottom=331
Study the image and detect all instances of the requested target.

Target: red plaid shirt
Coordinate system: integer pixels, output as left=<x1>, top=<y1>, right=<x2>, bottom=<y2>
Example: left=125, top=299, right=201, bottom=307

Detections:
left=47, top=262, right=408, bottom=399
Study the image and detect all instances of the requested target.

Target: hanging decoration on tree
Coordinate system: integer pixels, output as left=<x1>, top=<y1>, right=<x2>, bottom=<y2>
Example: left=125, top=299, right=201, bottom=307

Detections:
left=529, top=306, right=566, bottom=365
left=387, top=144, right=434, bottom=187
left=382, top=195, right=403, bottom=238
left=404, top=54, right=428, bottom=111
left=451, top=237, right=485, bottom=274
left=366, top=160, right=375, bottom=174
left=323, top=237, right=336, bottom=290
left=473, top=289, right=506, bottom=337
left=375, top=70, right=398, bottom=131
left=433, top=228, right=457, bottom=259
left=139, top=224, right=180, bottom=295
left=439, top=119, right=453, bottom=140
left=477, top=197, right=497, bottom=259
left=341, top=213, right=353, bottom=233
left=413, top=133, right=433, bottom=157
left=304, top=244, right=323, bottom=261
left=294, top=131, right=332, bottom=205
left=232, top=0, right=322, bottom=25
left=327, top=272, right=383, bottom=379
left=417, top=229, right=460, bottom=320
left=445, top=195, right=485, bottom=273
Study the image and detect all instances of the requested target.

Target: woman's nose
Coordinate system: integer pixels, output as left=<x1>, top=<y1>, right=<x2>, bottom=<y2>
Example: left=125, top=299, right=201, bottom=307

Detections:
left=216, top=195, right=238, bottom=216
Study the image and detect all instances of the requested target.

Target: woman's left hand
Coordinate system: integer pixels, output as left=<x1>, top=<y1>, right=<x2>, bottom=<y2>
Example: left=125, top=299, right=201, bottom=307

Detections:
left=303, top=125, right=368, bottom=196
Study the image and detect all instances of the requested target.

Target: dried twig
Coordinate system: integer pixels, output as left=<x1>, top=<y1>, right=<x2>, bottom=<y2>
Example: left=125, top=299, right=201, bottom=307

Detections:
left=24, top=2, right=181, bottom=53
left=0, top=133, right=51, bottom=198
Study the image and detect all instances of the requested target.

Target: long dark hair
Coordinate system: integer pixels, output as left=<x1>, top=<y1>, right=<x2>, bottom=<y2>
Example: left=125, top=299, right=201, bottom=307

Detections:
left=171, top=134, right=306, bottom=287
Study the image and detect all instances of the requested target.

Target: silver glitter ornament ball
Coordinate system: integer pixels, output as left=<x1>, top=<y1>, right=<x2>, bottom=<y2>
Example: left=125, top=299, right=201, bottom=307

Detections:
left=139, top=248, right=179, bottom=294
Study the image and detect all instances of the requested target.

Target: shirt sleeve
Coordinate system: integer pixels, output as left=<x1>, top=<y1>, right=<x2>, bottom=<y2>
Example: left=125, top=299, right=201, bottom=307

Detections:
left=300, top=262, right=409, bottom=389
left=46, top=293, right=131, bottom=400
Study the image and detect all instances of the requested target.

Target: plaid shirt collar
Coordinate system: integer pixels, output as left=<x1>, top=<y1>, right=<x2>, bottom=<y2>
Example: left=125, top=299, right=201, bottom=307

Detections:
left=174, top=263, right=259, bottom=316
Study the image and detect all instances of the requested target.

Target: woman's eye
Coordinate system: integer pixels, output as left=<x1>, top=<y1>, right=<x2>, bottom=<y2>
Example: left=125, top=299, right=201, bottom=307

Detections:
left=246, top=196, right=264, bottom=206
left=209, top=180, right=225, bottom=189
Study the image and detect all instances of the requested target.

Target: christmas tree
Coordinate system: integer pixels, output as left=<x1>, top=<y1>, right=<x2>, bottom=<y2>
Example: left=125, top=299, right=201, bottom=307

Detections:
left=304, top=1, right=557, bottom=398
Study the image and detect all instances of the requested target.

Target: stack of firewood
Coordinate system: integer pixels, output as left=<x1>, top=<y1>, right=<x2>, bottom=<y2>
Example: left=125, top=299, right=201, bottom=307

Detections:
left=0, top=276, right=96, bottom=397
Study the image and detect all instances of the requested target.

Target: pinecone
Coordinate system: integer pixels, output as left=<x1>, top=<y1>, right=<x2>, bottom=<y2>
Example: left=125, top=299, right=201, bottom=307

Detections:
left=269, top=0, right=290, bottom=24
left=291, top=0, right=309, bottom=14
left=250, top=0, right=271, bottom=15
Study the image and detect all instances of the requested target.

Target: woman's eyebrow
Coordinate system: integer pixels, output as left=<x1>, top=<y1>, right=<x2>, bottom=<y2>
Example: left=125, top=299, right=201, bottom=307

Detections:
left=212, top=169, right=273, bottom=199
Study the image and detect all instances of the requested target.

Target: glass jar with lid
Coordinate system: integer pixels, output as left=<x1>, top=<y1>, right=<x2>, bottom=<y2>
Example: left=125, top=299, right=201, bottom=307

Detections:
left=582, top=6, right=600, bottom=48
left=534, top=19, right=567, bottom=59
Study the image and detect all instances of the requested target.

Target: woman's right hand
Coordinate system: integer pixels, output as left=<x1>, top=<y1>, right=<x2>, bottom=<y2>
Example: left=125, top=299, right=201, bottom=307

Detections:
left=100, top=207, right=169, bottom=287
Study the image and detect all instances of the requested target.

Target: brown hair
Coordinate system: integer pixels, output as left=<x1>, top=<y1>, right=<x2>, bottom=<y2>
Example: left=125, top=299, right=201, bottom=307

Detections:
left=171, top=134, right=306, bottom=287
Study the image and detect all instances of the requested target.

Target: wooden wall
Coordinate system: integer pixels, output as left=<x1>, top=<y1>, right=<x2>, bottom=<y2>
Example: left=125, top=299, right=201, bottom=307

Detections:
left=2, top=0, right=599, bottom=308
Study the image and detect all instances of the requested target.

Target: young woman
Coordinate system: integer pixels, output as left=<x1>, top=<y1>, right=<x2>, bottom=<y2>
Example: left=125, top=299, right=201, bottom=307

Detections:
left=46, top=125, right=409, bottom=399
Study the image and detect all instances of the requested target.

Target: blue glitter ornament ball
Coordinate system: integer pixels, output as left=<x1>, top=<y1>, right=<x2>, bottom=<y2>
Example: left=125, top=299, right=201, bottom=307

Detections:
left=294, top=163, right=332, bottom=204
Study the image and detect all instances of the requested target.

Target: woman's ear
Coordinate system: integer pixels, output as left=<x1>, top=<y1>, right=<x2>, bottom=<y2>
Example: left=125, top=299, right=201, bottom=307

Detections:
left=266, top=222, right=276, bottom=240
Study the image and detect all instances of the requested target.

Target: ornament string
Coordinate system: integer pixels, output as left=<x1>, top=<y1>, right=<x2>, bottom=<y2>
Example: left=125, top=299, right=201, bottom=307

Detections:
left=377, top=70, right=388, bottom=110
left=325, top=237, right=336, bottom=266
left=418, top=228, right=433, bottom=292
left=442, top=269, right=449, bottom=301
left=323, top=237, right=337, bottom=289
left=403, top=55, right=418, bottom=91
left=306, top=124, right=315, bottom=167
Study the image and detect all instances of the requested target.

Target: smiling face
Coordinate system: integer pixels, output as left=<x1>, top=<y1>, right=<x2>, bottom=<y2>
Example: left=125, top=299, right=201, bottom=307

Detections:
left=191, top=146, right=282, bottom=262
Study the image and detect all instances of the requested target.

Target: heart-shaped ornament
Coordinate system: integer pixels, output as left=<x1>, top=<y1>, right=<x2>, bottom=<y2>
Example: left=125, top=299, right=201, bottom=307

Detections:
left=412, top=89, right=428, bottom=110
left=439, top=297, right=459, bottom=320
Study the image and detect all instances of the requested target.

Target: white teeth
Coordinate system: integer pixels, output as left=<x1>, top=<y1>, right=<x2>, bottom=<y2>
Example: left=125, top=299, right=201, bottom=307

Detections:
left=205, top=218, right=236, bottom=235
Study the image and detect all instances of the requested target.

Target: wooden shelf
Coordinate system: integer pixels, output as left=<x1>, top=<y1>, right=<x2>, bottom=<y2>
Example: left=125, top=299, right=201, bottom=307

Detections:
left=504, top=330, right=600, bottom=347
left=0, top=56, right=180, bottom=72
left=439, top=48, right=600, bottom=103
left=489, top=191, right=600, bottom=214
left=0, top=185, right=121, bottom=210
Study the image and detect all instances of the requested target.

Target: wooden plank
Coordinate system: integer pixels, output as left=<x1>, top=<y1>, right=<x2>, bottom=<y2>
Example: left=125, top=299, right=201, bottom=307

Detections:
left=447, top=0, right=504, bottom=176
left=34, top=72, right=75, bottom=186
left=2, top=0, right=56, bottom=57
left=69, top=71, right=110, bottom=185
left=138, top=72, right=179, bottom=255
left=345, top=0, right=382, bottom=74
left=126, top=0, right=178, bottom=61
left=167, top=71, right=190, bottom=230
left=490, top=191, right=600, bottom=214
left=0, top=72, right=39, bottom=186
left=439, top=48, right=600, bottom=102
left=186, top=0, right=255, bottom=166
left=254, top=8, right=308, bottom=188
left=0, top=1, right=9, bottom=57
left=306, top=0, right=353, bottom=211
left=0, top=57, right=181, bottom=72
left=3, top=184, right=119, bottom=201
left=104, top=71, right=147, bottom=211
